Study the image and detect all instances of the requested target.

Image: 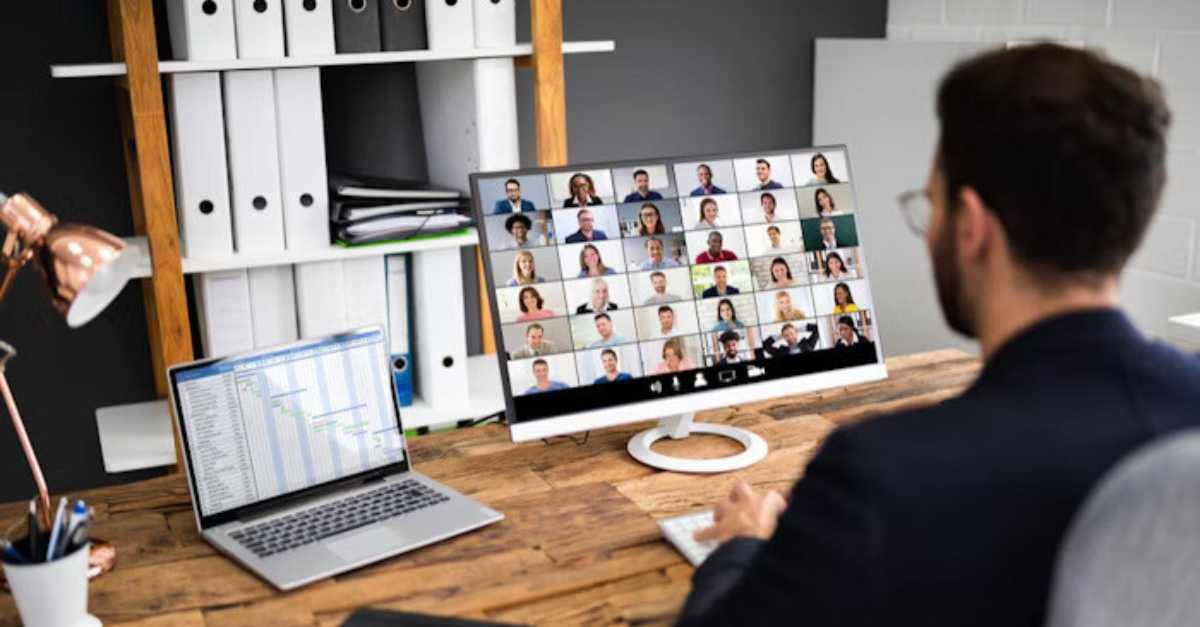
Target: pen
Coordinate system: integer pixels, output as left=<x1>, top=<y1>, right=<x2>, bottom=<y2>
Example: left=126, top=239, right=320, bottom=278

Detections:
left=1, top=539, right=26, bottom=564
left=64, top=501, right=91, bottom=554
left=46, top=496, right=67, bottom=561
left=26, top=500, right=41, bottom=563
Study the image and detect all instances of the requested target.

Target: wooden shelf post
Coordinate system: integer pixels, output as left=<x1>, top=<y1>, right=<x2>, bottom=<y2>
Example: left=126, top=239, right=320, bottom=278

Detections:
left=107, top=0, right=193, bottom=470
left=531, top=0, right=568, bottom=168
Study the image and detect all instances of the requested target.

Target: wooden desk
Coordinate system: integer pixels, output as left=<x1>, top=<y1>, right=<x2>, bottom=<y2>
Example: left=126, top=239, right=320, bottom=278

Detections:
left=0, top=350, right=978, bottom=627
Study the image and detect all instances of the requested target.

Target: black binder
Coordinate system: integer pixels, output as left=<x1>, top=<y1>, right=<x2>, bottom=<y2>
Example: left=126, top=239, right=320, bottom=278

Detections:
left=333, top=0, right=382, bottom=53
left=379, top=0, right=428, bottom=51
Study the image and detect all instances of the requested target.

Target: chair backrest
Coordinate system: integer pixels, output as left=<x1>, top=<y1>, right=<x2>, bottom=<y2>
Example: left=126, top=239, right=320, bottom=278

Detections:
left=1046, top=429, right=1200, bottom=627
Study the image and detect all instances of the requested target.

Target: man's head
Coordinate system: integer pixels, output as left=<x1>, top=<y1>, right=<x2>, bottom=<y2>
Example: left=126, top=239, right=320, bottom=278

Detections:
left=928, top=44, right=1169, bottom=337
left=532, top=358, right=549, bottom=383
left=658, top=305, right=675, bottom=331
left=645, top=237, right=665, bottom=262
left=504, top=178, right=521, bottom=202
left=707, top=231, right=724, bottom=255
left=650, top=271, right=667, bottom=294
left=781, top=323, right=799, bottom=346
left=761, top=192, right=776, bottom=215
left=697, top=164, right=713, bottom=186
left=713, top=266, right=728, bottom=287
left=767, top=225, right=781, bottom=247
left=577, top=209, right=594, bottom=234
left=525, top=323, right=544, bottom=348
left=755, top=158, right=771, bottom=183
left=601, top=349, right=618, bottom=373
left=719, top=330, right=740, bottom=357
left=819, top=218, right=836, bottom=243
left=594, top=313, right=613, bottom=338
left=633, top=169, right=650, bottom=193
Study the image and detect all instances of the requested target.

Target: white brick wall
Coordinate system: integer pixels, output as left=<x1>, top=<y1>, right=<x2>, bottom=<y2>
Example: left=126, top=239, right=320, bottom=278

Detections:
left=888, top=0, right=1200, bottom=340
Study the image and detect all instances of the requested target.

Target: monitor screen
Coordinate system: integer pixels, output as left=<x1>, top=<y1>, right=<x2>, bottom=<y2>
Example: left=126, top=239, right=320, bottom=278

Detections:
left=473, top=147, right=884, bottom=437
left=170, top=328, right=407, bottom=520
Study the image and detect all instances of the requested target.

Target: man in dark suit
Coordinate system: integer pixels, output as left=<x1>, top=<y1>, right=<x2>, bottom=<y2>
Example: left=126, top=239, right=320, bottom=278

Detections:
left=679, top=44, right=1198, bottom=627
left=492, top=178, right=536, bottom=213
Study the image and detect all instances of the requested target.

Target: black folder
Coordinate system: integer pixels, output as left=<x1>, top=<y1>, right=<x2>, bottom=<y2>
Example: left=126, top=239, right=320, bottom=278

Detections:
left=380, top=0, right=428, bottom=51
left=334, top=0, right=382, bottom=53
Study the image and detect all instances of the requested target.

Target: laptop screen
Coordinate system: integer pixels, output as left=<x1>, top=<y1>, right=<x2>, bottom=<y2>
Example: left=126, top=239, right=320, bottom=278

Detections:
left=171, top=328, right=407, bottom=519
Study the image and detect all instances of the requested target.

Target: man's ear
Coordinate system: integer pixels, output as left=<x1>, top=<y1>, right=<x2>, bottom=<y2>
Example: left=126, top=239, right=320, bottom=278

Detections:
left=955, top=186, right=993, bottom=263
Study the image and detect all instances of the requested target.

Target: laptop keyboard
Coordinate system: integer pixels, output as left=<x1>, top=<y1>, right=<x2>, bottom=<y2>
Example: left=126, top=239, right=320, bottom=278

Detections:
left=229, top=479, right=450, bottom=558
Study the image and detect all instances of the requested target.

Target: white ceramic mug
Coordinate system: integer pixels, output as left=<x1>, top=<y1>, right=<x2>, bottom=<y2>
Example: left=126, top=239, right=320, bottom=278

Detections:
left=2, top=542, right=101, bottom=627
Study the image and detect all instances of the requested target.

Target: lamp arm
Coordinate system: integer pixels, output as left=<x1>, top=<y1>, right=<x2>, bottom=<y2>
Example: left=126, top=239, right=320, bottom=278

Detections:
left=0, top=369, right=52, bottom=530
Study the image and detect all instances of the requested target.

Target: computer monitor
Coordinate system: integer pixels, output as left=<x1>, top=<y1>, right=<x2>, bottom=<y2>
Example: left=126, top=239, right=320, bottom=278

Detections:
left=471, top=147, right=886, bottom=472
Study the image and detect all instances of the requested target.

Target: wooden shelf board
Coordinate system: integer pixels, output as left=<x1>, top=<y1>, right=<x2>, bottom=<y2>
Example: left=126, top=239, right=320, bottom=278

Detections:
left=122, top=230, right=479, bottom=279
left=51, top=40, right=615, bottom=79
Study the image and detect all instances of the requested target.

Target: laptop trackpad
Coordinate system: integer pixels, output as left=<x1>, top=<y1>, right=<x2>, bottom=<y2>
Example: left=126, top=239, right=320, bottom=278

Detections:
left=326, top=525, right=404, bottom=563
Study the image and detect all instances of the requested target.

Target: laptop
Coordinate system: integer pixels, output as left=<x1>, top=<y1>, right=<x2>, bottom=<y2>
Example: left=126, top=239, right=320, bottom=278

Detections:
left=167, top=326, right=503, bottom=590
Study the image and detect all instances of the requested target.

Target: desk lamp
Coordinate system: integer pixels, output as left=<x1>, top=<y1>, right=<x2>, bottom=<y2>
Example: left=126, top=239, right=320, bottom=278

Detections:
left=0, top=191, right=134, bottom=570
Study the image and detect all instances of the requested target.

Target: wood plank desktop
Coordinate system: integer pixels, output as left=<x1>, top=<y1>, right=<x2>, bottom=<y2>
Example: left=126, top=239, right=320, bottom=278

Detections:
left=0, top=350, right=979, bottom=627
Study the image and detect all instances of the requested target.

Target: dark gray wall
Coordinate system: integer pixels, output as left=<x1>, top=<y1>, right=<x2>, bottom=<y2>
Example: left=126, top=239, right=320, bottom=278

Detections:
left=0, top=0, right=884, bottom=502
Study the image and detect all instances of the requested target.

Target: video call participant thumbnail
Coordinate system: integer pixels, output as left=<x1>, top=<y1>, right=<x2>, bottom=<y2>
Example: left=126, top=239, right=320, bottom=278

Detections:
left=564, top=209, right=608, bottom=243
left=593, top=349, right=634, bottom=384
left=524, top=358, right=568, bottom=394
left=511, top=323, right=557, bottom=359
left=763, top=322, right=819, bottom=356
left=576, top=278, right=621, bottom=314
left=715, top=330, right=744, bottom=364
left=702, top=266, right=740, bottom=297
left=833, top=314, right=871, bottom=349
left=644, top=271, right=683, bottom=305
left=695, top=231, right=738, bottom=264
left=635, top=202, right=667, bottom=235
left=623, top=169, right=664, bottom=203
left=504, top=213, right=534, bottom=249
left=494, top=178, right=536, bottom=214
left=588, top=313, right=626, bottom=348
left=515, top=286, right=555, bottom=322
left=655, top=337, right=697, bottom=373
left=641, top=237, right=681, bottom=270
left=690, top=164, right=726, bottom=197
left=506, top=250, right=546, bottom=287
left=753, top=159, right=784, bottom=190
left=577, top=243, right=617, bottom=278
left=805, top=152, right=841, bottom=185
left=563, top=172, right=604, bottom=207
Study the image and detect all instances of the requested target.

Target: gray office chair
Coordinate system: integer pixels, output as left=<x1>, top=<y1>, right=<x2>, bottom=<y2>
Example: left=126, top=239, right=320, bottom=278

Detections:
left=1046, top=430, right=1200, bottom=627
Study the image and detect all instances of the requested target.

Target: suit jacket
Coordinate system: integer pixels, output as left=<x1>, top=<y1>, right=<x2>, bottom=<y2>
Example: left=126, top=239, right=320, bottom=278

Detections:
left=701, top=285, right=740, bottom=298
left=492, top=199, right=535, bottom=213
left=679, top=310, right=1200, bottom=626
left=565, top=230, right=608, bottom=243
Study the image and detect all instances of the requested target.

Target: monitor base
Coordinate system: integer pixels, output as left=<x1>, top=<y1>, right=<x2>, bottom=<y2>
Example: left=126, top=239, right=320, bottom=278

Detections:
left=626, top=413, right=768, bottom=473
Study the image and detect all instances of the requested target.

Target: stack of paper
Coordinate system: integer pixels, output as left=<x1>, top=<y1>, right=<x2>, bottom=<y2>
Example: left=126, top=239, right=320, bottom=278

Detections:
left=329, top=174, right=473, bottom=245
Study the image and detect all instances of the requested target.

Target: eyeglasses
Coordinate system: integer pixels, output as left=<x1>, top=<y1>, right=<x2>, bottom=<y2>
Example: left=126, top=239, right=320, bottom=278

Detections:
left=898, top=189, right=933, bottom=236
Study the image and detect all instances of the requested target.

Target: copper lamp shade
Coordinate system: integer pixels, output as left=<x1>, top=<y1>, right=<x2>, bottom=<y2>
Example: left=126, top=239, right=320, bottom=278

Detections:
left=1, top=192, right=133, bottom=326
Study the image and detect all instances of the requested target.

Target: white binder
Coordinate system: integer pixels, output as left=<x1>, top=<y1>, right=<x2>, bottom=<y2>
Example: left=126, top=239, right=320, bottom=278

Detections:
left=167, top=72, right=234, bottom=259
left=281, top=0, right=336, bottom=56
left=273, top=68, right=331, bottom=250
left=342, top=257, right=388, bottom=330
left=166, top=0, right=238, bottom=61
left=410, top=248, right=468, bottom=410
left=233, top=0, right=286, bottom=59
left=472, top=0, right=514, bottom=48
left=425, top=0, right=474, bottom=50
left=248, top=265, right=299, bottom=348
left=222, top=70, right=286, bottom=253
left=294, top=260, right=348, bottom=337
left=195, top=269, right=256, bottom=358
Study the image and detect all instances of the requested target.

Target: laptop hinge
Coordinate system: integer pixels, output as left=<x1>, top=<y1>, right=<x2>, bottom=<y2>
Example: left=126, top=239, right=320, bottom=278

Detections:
left=234, top=470, right=391, bottom=523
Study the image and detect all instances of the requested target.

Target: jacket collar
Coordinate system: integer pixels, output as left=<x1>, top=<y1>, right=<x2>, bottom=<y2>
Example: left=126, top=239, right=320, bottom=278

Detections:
left=975, top=308, right=1142, bottom=386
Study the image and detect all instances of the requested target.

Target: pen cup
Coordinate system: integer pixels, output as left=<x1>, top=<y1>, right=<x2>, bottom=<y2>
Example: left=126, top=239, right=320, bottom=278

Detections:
left=2, top=541, right=101, bottom=627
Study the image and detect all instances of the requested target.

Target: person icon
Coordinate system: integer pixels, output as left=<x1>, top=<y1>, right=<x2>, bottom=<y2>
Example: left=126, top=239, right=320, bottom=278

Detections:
left=493, top=178, right=536, bottom=213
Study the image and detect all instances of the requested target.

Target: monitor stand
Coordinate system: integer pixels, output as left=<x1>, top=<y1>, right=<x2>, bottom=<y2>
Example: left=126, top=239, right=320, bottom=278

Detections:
left=626, top=413, right=768, bottom=473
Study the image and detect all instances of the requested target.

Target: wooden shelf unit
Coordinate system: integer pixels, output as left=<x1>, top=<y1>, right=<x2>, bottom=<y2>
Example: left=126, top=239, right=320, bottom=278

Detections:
left=89, top=0, right=582, bottom=470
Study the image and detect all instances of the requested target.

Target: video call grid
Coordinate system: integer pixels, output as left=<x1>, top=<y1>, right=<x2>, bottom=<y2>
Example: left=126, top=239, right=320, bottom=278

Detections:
left=480, top=150, right=875, bottom=395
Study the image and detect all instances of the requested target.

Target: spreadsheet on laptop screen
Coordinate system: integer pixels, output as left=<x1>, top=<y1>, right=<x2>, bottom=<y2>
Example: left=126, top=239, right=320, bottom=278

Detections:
left=174, top=330, right=406, bottom=516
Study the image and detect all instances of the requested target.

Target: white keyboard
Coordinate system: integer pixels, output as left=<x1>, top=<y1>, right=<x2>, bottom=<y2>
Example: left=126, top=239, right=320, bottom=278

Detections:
left=659, top=510, right=719, bottom=566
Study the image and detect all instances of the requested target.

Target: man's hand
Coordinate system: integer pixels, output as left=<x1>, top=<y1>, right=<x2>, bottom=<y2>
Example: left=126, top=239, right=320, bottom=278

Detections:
left=694, top=481, right=787, bottom=544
